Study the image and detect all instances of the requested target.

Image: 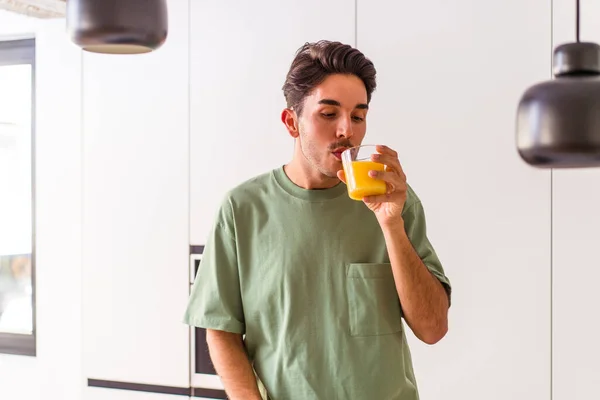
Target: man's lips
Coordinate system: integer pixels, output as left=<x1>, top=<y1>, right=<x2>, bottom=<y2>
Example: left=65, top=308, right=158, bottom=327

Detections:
left=331, top=147, right=348, bottom=160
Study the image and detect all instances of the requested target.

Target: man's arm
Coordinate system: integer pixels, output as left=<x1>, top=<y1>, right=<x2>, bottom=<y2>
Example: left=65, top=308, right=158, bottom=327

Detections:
left=347, top=145, right=450, bottom=345
left=382, top=223, right=449, bottom=345
left=206, top=329, right=262, bottom=400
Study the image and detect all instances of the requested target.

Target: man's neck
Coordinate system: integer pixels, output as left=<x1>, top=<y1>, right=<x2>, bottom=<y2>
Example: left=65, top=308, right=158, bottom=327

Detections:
left=283, top=160, right=340, bottom=190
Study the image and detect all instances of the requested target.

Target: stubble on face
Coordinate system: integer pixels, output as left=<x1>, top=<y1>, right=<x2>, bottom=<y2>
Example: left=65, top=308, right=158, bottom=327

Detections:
left=298, top=122, right=353, bottom=178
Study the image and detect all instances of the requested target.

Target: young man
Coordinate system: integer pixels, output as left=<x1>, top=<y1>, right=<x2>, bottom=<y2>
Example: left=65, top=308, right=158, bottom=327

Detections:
left=184, top=40, right=452, bottom=400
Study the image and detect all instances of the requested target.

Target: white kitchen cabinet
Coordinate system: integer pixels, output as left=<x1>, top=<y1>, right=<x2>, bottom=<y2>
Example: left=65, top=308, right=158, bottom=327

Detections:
left=82, top=0, right=190, bottom=388
left=189, top=0, right=356, bottom=243
left=358, top=1, right=552, bottom=399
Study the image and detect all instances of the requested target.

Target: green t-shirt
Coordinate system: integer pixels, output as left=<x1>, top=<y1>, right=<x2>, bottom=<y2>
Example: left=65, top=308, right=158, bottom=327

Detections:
left=184, top=166, right=451, bottom=400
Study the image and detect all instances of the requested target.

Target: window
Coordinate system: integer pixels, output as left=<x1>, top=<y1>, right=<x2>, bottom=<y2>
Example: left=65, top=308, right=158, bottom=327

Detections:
left=0, top=38, right=36, bottom=356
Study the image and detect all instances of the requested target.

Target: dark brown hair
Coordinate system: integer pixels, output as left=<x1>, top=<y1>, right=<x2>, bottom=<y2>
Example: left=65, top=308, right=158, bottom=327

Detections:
left=282, top=40, right=377, bottom=116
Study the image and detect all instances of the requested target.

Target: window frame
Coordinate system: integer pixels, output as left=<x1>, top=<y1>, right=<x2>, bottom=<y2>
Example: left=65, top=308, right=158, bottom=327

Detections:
left=0, top=37, right=36, bottom=357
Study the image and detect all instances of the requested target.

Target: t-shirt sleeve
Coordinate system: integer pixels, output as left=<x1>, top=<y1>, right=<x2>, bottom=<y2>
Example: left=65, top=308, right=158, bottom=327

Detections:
left=183, top=197, right=245, bottom=334
left=402, top=200, right=452, bottom=307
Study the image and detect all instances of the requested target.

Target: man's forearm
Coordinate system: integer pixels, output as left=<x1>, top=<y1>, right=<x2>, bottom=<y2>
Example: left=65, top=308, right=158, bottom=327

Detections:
left=206, top=329, right=262, bottom=400
left=381, top=223, right=449, bottom=345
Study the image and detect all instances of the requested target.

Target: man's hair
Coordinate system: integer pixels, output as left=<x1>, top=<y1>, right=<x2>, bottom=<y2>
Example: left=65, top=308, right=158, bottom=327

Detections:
left=282, top=40, right=377, bottom=116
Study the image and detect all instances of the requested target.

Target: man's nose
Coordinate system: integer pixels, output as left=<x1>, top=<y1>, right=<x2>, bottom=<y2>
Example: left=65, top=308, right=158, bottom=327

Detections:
left=336, top=116, right=353, bottom=139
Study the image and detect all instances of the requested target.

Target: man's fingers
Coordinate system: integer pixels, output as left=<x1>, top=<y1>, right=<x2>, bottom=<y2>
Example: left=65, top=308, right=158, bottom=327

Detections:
left=363, top=191, right=404, bottom=203
left=375, top=144, right=398, bottom=158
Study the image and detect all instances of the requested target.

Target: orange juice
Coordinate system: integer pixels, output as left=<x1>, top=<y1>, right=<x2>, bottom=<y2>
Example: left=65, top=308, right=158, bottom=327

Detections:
left=344, top=160, right=387, bottom=200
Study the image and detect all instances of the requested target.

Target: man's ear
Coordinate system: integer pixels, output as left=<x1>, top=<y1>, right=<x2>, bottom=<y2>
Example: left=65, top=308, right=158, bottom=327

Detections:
left=281, top=108, right=299, bottom=138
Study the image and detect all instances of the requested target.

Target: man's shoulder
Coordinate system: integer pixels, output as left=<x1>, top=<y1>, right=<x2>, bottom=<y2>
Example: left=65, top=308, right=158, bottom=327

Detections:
left=211, top=169, right=279, bottom=227
left=217, top=168, right=286, bottom=215
left=225, top=168, right=278, bottom=201
left=403, top=183, right=421, bottom=212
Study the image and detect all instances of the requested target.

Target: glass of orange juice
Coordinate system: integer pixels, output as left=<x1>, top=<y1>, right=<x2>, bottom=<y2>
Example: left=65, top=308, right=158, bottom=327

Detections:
left=341, top=145, right=387, bottom=201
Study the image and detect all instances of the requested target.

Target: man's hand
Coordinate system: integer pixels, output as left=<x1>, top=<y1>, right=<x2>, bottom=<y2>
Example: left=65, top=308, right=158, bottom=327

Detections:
left=337, top=144, right=408, bottom=227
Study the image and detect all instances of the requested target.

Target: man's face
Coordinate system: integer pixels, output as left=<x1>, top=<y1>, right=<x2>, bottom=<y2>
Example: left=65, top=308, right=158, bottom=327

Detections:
left=293, top=73, right=369, bottom=178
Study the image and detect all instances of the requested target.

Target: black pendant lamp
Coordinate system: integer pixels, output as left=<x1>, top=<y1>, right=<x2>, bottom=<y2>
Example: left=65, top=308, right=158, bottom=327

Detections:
left=516, top=0, right=600, bottom=168
left=66, top=0, right=168, bottom=55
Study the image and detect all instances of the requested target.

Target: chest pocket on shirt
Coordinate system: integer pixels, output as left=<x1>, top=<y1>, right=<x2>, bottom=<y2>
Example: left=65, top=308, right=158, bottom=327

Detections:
left=346, top=263, right=403, bottom=337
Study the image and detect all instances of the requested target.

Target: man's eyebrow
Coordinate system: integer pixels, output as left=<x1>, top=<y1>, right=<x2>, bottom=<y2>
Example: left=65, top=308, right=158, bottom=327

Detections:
left=318, top=99, right=341, bottom=106
left=318, top=99, right=369, bottom=109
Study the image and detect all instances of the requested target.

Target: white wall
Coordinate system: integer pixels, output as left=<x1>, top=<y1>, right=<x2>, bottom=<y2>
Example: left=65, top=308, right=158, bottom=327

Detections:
left=552, top=0, right=600, bottom=398
left=0, top=10, right=38, bottom=39
left=0, top=14, right=84, bottom=400
left=356, top=1, right=552, bottom=398
left=1, top=0, right=599, bottom=399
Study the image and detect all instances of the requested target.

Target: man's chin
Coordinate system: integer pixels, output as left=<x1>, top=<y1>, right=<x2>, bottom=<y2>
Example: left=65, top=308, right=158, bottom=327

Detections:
left=321, top=167, right=342, bottom=180
left=312, top=159, right=342, bottom=180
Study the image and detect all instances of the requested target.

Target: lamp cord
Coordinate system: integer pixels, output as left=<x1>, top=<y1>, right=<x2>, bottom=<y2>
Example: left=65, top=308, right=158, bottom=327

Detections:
left=576, top=0, right=580, bottom=42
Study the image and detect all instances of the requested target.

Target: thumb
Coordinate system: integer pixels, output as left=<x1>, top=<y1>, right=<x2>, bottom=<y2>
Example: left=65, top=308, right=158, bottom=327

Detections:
left=337, top=169, right=347, bottom=183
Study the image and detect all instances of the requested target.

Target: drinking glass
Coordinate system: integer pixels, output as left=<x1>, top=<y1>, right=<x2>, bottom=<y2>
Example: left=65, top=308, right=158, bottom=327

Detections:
left=341, top=145, right=387, bottom=201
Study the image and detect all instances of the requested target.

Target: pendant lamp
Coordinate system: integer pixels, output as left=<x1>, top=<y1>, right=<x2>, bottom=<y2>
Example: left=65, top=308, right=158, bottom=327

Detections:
left=66, top=0, right=168, bottom=55
left=516, top=0, right=600, bottom=168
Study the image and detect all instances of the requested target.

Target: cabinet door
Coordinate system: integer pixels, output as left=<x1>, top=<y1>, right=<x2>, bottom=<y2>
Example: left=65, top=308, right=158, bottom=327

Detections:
left=358, top=1, right=551, bottom=399
left=82, top=0, right=190, bottom=388
left=189, top=0, right=356, bottom=243
left=552, top=1, right=600, bottom=398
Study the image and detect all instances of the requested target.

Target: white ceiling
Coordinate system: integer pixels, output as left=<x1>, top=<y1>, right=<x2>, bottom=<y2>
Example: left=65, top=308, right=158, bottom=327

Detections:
left=0, top=0, right=65, bottom=18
